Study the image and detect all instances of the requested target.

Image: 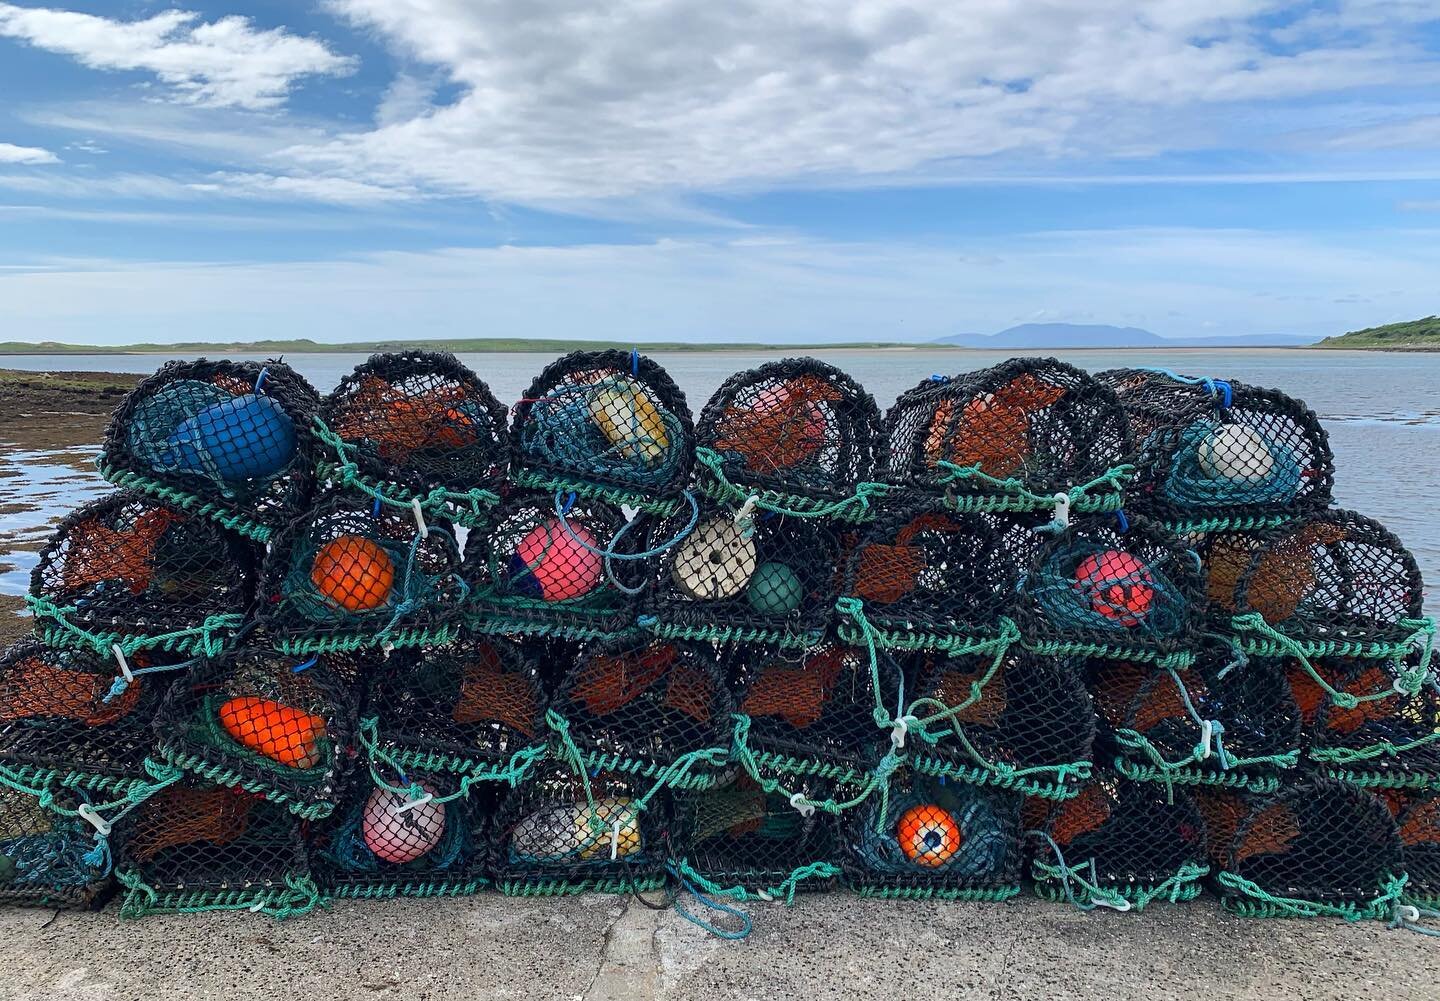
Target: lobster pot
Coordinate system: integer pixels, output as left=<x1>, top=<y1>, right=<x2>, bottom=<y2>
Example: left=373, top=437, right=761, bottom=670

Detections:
left=0, top=636, right=173, bottom=801
left=1087, top=644, right=1302, bottom=794
left=318, top=351, right=510, bottom=529
left=730, top=643, right=897, bottom=787
left=646, top=505, right=841, bottom=648
left=1018, top=513, right=1202, bottom=667
left=0, top=786, right=110, bottom=909
left=844, top=769, right=1023, bottom=899
left=547, top=640, right=733, bottom=791
left=98, top=359, right=319, bottom=543
left=259, top=493, right=467, bottom=655
left=29, top=491, right=256, bottom=659
left=882, top=358, right=1132, bottom=514
left=1284, top=654, right=1440, bottom=791
left=1097, top=368, right=1332, bottom=532
left=693, top=358, right=883, bottom=521
left=510, top=350, right=693, bottom=510
left=1202, top=778, right=1404, bottom=920
left=1379, top=790, right=1440, bottom=908
left=1205, top=510, right=1427, bottom=661
left=153, top=649, right=356, bottom=821
left=309, top=769, right=496, bottom=899
left=836, top=503, right=1018, bottom=652
left=1028, top=774, right=1208, bottom=909
left=365, top=637, right=548, bottom=782
left=464, top=491, right=646, bottom=641
left=908, top=650, right=1095, bottom=801
left=673, top=770, right=840, bottom=898
left=489, top=766, right=670, bottom=896
left=113, top=783, right=319, bottom=918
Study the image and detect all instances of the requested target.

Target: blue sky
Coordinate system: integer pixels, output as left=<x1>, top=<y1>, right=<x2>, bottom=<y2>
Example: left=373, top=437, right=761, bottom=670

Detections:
left=1, top=0, right=1438, bottom=345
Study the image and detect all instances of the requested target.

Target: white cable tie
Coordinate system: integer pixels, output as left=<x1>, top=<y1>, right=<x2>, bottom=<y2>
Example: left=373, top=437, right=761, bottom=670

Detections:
left=1198, top=720, right=1214, bottom=760
left=250, top=899, right=266, bottom=913
left=788, top=792, right=816, bottom=818
left=1051, top=492, right=1071, bottom=531
left=735, top=494, right=759, bottom=524
left=391, top=791, right=434, bottom=815
left=76, top=804, right=112, bottom=838
left=1394, top=676, right=1415, bottom=696
left=756, top=890, right=775, bottom=903
left=111, top=644, right=134, bottom=684
left=1092, top=896, right=1132, bottom=913
left=890, top=716, right=910, bottom=751
left=412, top=497, right=429, bottom=538
left=609, top=819, right=622, bottom=861
left=1398, top=904, right=1421, bottom=924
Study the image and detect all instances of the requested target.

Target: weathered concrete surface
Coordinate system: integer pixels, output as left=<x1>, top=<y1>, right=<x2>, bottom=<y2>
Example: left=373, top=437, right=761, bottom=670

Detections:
left=0, top=894, right=1435, bottom=1001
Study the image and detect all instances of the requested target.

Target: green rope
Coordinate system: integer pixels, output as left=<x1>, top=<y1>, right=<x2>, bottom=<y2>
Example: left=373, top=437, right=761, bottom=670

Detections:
left=324, top=878, right=487, bottom=900
left=854, top=883, right=1023, bottom=901
left=729, top=714, right=888, bottom=818
left=1113, top=757, right=1286, bottom=795
left=693, top=447, right=891, bottom=523
left=95, top=463, right=272, bottom=542
left=28, top=596, right=243, bottom=658
left=934, top=461, right=1133, bottom=514
left=644, top=618, right=826, bottom=650
left=1022, top=637, right=1196, bottom=670
left=274, top=622, right=457, bottom=655
left=1030, top=829, right=1208, bottom=912
left=161, top=747, right=335, bottom=821
left=508, top=468, right=683, bottom=516
left=1307, top=728, right=1440, bottom=766
left=1319, top=766, right=1440, bottom=792
left=496, top=875, right=665, bottom=897
left=1231, top=612, right=1433, bottom=709
left=1216, top=871, right=1407, bottom=921
left=118, top=869, right=322, bottom=919
left=670, top=857, right=840, bottom=905
left=1157, top=512, right=1296, bottom=535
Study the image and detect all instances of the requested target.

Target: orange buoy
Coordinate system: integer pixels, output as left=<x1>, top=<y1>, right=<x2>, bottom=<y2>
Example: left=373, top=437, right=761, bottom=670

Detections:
left=1075, top=550, right=1155, bottom=627
left=310, top=535, right=396, bottom=611
left=897, top=803, right=962, bottom=866
left=218, top=695, right=328, bottom=768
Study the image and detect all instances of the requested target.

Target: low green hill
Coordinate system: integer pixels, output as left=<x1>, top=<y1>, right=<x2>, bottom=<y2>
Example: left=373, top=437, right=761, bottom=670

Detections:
left=0, top=337, right=914, bottom=355
left=1314, top=317, right=1440, bottom=349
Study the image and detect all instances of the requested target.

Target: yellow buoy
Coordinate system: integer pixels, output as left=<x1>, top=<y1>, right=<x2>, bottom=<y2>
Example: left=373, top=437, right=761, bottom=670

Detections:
left=587, top=376, right=669, bottom=465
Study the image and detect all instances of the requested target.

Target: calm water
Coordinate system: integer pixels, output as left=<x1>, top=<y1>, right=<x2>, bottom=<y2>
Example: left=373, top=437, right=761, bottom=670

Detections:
left=1, top=347, right=1435, bottom=610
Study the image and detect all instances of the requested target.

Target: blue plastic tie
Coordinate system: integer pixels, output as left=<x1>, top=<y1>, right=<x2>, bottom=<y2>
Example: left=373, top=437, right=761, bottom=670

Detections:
left=1115, top=509, right=1130, bottom=533
left=630, top=348, right=640, bottom=376
left=291, top=656, right=318, bottom=674
left=254, top=366, right=269, bottom=393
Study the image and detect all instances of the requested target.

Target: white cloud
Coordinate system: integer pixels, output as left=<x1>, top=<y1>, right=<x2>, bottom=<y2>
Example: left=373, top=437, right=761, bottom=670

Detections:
left=278, top=0, right=1440, bottom=201
left=4, top=228, right=1437, bottom=344
left=0, top=141, right=59, bottom=164
left=188, top=171, right=417, bottom=204
left=0, top=3, right=354, bottom=109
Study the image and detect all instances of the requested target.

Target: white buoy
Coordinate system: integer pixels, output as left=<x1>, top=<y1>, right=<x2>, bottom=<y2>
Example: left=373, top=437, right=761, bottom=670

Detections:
left=671, top=515, right=757, bottom=600
left=1197, top=424, right=1275, bottom=482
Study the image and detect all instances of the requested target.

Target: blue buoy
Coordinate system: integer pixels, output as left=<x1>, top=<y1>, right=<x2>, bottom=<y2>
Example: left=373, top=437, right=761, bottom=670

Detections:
left=165, top=393, right=296, bottom=482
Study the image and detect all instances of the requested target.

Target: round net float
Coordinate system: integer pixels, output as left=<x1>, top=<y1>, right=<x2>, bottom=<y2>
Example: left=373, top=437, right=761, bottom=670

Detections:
left=310, top=535, right=397, bottom=612
left=897, top=803, right=962, bottom=867
left=1073, top=550, right=1156, bottom=628
left=362, top=781, right=446, bottom=864
left=509, top=517, right=603, bottom=602
left=746, top=561, right=804, bottom=615
left=98, top=359, right=320, bottom=542
left=217, top=695, right=329, bottom=770
left=671, top=515, right=757, bottom=600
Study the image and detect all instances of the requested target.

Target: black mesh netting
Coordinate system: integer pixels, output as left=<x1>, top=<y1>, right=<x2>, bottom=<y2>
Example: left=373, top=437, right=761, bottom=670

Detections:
left=1087, top=642, right=1302, bottom=793
left=1283, top=654, right=1440, bottom=789
left=645, top=505, right=842, bottom=647
left=319, top=351, right=510, bottom=528
left=546, top=639, right=733, bottom=791
left=1017, top=512, right=1203, bottom=666
left=259, top=491, right=467, bottom=653
left=0, top=786, right=110, bottom=909
left=730, top=642, right=897, bottom=786
left=308, top=768, right=498, bottom=898
left=0, top=636, right=174, bottom=795
left=1027, top=774, right=1208, bottom=908
left=693, top=358, right=883, bottom=518
left=673, top=769, right=840, bottom=898
left=843, top=768, right=1023, bottom=898
left=882, top=358, right=1132, bottom=512
left=1096, top=368, right=1333, bottom=530
left=98, top=359, right=319, bottom=541
left=836, top=502, right=1018, bottom=652
left=1203, top=509, right=1427, bottom=658
left=113, top=782, right=318, bottom=916
left=1378, top=789, right=1440, bottom=907
left=463, top=490, right=646, bottom=640
left=363, top=637, right=548, bottom=779
left=907, top=649, right=1095, bottom=801
left=511, top=350, right=693, bottom=506
left=1200, top=777, right=1404, bottom=918
left=153, top=649, right=357, bottom=820
left=29, top=491, right=257, bottom=658
left=489, top=765, right=671, bottom=895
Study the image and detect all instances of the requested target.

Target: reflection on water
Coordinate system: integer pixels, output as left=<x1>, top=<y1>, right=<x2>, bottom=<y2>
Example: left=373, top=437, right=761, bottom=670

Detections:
left=0, top=442, right=110, bottom=598
left=0, top=347, right=1436, bottom=613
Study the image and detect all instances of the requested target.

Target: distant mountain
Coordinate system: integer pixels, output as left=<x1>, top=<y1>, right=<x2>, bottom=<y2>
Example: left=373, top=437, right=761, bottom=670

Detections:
left=934, top=323, right=1316, bottom=348
left=1314, top=316, right=1440, bottom=351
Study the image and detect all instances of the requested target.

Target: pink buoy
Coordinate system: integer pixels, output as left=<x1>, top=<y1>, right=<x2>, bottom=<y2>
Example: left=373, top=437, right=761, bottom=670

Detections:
left=362, top=781, right=446, bottom=864
left=1074, top=550, right=1155, bottom=627
left=512, top=518, right=603, bottom=601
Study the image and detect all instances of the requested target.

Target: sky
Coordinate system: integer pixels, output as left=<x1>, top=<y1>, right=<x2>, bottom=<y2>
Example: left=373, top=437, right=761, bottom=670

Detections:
left=0, top=0, right=1438, bottom=346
